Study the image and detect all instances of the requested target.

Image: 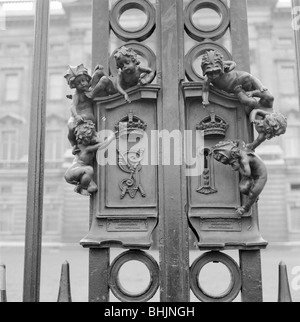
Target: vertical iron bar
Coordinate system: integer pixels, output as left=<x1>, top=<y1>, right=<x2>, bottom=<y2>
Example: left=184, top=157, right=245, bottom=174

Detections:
left=239, top=250, right=263, bottom=302
left=89, top=0, right=110, bottom=303
left=23, top=0, right=50, bottom=303
left=0, top=264, right=7, bottom=302
left=158, top=0, right=190, bottom=302
left=231, top=0, right=264, bottom=303
left=292, top=0, right=300, bottom=108
left=230, top=0, right=251, bottom=72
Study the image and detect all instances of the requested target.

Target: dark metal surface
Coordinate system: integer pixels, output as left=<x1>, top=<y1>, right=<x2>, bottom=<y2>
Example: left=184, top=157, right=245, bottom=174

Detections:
left=0, top=264, right=7, bottom=303
left=190, top=252, right=242, bottom=302
left=89, top=249, right=110, bottom=302
left=239, top=250, right=263, bottom=302
left=23, top=0, right=50, bottom=303
left=109, top=250, right=159, bottom=302
left=158, top=0, right=190, bottom=302
left=89, top=0, right=110, bottom=303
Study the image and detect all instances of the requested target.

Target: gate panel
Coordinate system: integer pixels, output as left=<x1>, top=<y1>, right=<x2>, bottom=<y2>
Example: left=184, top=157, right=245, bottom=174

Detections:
left=84, top=0, right=266, bottom=302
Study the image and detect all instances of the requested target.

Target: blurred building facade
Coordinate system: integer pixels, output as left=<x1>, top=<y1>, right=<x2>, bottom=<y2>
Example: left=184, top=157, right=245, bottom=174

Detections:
left=0, top=0, right=299, bottom=244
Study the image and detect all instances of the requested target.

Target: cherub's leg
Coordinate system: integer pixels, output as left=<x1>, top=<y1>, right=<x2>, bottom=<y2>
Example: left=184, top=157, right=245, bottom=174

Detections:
left=234, top=86, right=259, bottom=114
left=90, top=68, right=107, bottom=89
left=78, top=166, right=98, bottom=194
left=258, top=91, right=274, bottom=109
left=86, top=76, right=112, bottom=99
left=248, top=77, right=274, bottom=109
left=79, top=166, right=93, bottom=188
left=250, top=76, right=267, bottom=92
left=64, top=167, right=84, bottom=186
left=240, top=177, right=268, bottom=215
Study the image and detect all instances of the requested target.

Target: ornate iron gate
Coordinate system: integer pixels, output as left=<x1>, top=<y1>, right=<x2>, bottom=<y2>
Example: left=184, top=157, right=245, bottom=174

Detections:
left=21, top=0, right=291, bottom=303
left=83, top=0, right=266, bottom=303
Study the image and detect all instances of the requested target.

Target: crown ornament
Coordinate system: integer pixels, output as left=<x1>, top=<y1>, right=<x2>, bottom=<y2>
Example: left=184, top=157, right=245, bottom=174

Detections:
left=197, top=113, right=229, bottom=139
left=64, top=64, right=92, bottom=89
left=115, top=111, right=147, bottom=140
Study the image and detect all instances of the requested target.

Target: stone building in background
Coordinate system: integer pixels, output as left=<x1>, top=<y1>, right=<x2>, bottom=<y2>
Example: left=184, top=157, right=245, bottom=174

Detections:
left=0, top=0, right=299, bottom=245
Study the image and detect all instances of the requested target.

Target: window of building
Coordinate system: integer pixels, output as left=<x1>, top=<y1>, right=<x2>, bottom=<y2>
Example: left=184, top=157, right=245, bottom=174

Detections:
left=0, top=186, right=12, bottom=194
left=45, top=129, right=64, bottom=161
left=0, top=206, right=14, bottom=234
left=279, top=65, right=297, bottom=95
left=0, top=130, right=18, bottom=161
left=43, top=203, right=61, bottom=235
left=49, top=73, right=64, bottom=100
left=284, top=126, right=300, bottom=158
left=5, top=73, right=20, bottom=102
left=277, top=37, right=293, bottom=46
left=291, top=184, right=300, bottom=191
left=288, top=205, right=300, bottom=233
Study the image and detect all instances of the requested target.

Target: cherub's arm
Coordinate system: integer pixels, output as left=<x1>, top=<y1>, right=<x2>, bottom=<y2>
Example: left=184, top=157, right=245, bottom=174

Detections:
left=70, top=93, right=84, bottom=123
left=116, top=72, right=131, bottom=103
left=202, top=76, right=211, bottom=108
left=86, top=133, right=117, bottom=153
left=247, top=133, right=266, bottom=151
left=137, top=66, right=155, bottom=85
left=224, top=61, right=237, bottom=73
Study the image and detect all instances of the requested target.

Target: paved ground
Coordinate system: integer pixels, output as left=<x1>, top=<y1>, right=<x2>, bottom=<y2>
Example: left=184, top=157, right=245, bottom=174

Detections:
left=1, top=244, right=300, bottom=302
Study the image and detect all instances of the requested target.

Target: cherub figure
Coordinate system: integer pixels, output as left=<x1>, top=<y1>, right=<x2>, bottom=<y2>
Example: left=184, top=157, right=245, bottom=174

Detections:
left=201, top=50, right=274, bottom=114
left=64, top=64, right=97, bottom=152
left=64, top=120, right=117, bottom=196
left=212, top=140, right=268, bottom=217
left=86, top=46, right=155, bottom=103
left=247, top=109, right=287, bottom=151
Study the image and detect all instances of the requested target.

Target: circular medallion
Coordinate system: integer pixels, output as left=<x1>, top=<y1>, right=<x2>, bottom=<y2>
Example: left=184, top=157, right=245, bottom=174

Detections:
left=110, top=0, right=156, bottom=42
left=109, top=250, right=159, bottom=302
left=190, top=251, right=242, bottom=302
left=184, top=0, right=230, bottom=42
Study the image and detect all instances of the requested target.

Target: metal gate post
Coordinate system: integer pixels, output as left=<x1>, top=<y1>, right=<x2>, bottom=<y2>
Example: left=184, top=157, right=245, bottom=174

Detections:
left=23, top=0, right=50, bottom=303
left=231, top=0, right=263, bottom=302
left=157, top=0, right=190, bottom=302
left=89, top=0, right=110, bottom=303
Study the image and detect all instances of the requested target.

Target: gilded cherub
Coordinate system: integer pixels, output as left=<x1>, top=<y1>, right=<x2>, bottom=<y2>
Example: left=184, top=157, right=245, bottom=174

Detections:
left=64, top=64, right=97, bottom=151
left=86, top=46, right=155, bottom=103
left=64, top=120, right=117, bottom=196
left=201, top=50, right=274, bottom=114
left=212, top=140, right=268, bottom=217
left=247, top=109, right=287, bottom=151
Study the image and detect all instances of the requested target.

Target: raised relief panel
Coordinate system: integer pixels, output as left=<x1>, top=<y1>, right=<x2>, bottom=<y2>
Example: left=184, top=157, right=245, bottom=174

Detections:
left=183, top=83, right=268, bottom=250
left=81, top=85, right=160, bottom=249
